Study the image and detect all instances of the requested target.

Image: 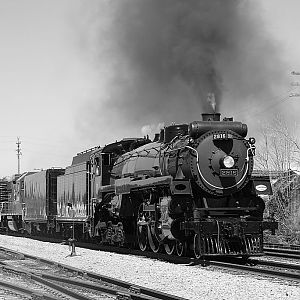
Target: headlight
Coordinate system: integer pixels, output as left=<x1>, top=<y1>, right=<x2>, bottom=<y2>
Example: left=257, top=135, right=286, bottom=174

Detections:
left=223, top=155, right=235, bottom=168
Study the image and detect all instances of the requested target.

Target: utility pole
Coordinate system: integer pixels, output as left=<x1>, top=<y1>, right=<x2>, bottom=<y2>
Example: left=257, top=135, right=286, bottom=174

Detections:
left=16, top=137, right=22, bottom=175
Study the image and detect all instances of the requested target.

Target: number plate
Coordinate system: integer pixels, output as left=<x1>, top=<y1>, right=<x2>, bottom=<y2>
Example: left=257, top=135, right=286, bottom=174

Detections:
left=213, top=133, right=232, bottom=140
left=220, top=169, right=238, bottom=177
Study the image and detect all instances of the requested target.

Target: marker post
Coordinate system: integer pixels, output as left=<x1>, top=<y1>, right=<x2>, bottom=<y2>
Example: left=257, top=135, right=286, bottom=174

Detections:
left=68, top=208, right=76, bottom=256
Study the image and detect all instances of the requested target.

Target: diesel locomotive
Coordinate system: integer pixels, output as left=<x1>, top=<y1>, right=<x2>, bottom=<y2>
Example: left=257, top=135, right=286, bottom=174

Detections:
left=0, top=113, right=277, bottom=258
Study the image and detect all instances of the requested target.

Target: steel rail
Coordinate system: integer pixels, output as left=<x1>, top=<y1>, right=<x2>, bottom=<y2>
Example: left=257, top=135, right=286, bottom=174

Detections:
left=0, top=279, right=61, bottom=300
left=208, top=259, right=300, bottom=281
left=263, top=247, right=300, bottom=260
left=0, top=265, right=94, bottom=300
left=0, top=246, right=188, bottom=300
left=1, top=237, right=299, bottom=292
left=263, top=243, right=300, bottom=251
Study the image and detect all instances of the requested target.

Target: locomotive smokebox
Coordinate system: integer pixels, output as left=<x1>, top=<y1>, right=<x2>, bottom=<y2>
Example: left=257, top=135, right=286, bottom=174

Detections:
left=201, top=113, right=221, bottom=121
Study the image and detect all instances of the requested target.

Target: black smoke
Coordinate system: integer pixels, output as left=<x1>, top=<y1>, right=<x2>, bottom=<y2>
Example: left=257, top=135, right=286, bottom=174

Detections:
left=77, top=0, right=287, bottom=142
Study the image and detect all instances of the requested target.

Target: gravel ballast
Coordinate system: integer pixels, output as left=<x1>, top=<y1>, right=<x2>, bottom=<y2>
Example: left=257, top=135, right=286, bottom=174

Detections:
left=0, top=235, right=299, bottom=300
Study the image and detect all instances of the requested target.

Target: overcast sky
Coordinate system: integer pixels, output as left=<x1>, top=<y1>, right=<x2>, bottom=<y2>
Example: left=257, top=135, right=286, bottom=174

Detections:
left=0, top=0, right=300, bottom=178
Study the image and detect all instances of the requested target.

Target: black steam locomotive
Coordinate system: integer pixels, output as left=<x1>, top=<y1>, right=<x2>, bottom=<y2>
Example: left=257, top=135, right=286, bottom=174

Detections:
left=0, top=113, right=277, bottom=258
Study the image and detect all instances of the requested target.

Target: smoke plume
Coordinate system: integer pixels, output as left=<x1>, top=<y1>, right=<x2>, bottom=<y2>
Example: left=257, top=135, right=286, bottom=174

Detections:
left=77, top=0, right=287, bottom=142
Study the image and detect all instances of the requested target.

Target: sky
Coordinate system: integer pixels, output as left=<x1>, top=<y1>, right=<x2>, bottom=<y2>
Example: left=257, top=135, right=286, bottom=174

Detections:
left=0, top=0, right=300, bottom=178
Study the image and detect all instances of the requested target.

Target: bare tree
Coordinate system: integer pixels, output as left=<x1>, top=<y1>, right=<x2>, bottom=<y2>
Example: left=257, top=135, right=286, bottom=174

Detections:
left=255, top=115, right=300, bottom=243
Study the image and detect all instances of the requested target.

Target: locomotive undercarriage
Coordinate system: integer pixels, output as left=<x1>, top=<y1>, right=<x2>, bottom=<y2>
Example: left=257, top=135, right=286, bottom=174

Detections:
left=137, top=209, right=265, bottom=258
left=135, top=188, right=271, bottom=258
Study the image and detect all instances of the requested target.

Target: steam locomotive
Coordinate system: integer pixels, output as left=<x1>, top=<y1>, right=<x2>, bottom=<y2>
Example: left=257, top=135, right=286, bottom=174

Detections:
left=0, top=113, right=277, bottom=258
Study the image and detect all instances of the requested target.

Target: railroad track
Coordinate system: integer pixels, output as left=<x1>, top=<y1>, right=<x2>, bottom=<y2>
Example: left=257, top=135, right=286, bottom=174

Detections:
left=263, top=243, right=300, bottom=260
left=263, top=247, right=300, bottom=260
left=3, top=232, right=300, bottom=261
left=0, top=246, right=188, bottom=300
left=207, top=258, right=300, bottom=282
left=264, top=243, right=300, bottom=251
left=80, top=243, right=300, bottom=282
left=1, top=234, right=299, bottom=285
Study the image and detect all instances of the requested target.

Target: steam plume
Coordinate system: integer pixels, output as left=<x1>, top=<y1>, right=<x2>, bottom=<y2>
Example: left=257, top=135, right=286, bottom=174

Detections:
left=78, top=0, right=287, bottom=141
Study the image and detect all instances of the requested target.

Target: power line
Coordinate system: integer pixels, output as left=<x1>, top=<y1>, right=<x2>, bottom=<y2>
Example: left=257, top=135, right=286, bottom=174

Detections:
left=234, top=88, right=295, bottom=117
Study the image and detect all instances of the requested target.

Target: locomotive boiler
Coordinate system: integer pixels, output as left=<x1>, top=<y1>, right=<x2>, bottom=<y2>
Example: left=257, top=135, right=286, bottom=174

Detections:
left=91, top=113, right=277, bottom=257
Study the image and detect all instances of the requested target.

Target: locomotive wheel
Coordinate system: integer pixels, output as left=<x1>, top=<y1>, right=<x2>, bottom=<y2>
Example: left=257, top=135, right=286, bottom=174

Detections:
left=164, top=240, right=175, bottom=255
left=148, top=225, right=161, bottom=253
left=193, top=234, right=202, bottom=259
left=175, top=240, right=187, bottom=257
left=137, top=225, right=148, bottom=251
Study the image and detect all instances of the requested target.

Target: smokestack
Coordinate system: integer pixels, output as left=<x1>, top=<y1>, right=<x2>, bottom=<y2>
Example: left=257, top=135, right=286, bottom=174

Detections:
left=201, top=113, right=221, bottom=121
